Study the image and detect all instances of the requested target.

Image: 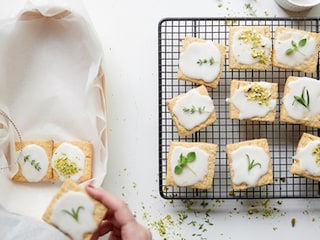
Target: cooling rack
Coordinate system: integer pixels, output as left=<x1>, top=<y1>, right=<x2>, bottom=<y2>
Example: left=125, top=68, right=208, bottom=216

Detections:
left=158, top=17, right=320, bottom=199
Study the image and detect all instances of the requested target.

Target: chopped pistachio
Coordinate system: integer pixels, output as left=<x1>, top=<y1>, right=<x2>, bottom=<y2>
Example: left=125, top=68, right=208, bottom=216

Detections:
left=312, top=143, right=320, bottom=165
left=244, top=83, right=271, bottom=106
left=238, top=30, right=268, bottom=63
left=54, top=155, right=81, bottom=177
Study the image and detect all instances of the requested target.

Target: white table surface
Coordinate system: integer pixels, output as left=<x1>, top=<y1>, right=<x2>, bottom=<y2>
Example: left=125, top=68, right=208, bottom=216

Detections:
left=3, top=0, right=320, bottom=239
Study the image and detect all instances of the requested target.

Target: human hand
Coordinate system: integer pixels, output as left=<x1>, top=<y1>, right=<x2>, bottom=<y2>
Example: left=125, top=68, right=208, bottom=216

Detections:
left=86, top=185, right=152, bottom=240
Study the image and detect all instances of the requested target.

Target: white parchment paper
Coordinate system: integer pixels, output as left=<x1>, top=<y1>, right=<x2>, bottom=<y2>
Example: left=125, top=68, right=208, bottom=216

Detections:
left=0, top=0, right=107, bottom=219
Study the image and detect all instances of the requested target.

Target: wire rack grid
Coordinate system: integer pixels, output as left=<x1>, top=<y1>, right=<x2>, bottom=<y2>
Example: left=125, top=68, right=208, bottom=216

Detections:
left=158, top=18, right=320, bottom=200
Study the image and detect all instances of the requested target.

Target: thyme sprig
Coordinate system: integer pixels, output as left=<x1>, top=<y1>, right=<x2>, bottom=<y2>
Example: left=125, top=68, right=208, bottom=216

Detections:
left=246, top=154, right=261, bottom=171
left=62, top=206, right=84, bottom=222
left=183, top=106, right=206, bottom=114
left=285, top=38, right=307, bottom=56
left=292, top=86, right=310, bottom=110
left=197, top=57, right=215, bottom=66
left=174, top=152, right=197, bottom=175
left=23, top=155, right=41, bottom=171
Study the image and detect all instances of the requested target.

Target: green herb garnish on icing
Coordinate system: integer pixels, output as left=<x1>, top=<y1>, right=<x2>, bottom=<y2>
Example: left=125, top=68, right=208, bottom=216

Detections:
left=23, top=155, right=41, bottom=171
left=183, top=106, right=206, bottom=114
left=292, top=86, right=310, bottom=110
left=174, top=152, right=197, bottom=175
left=246, top=154, right=262, bottom=171
left=62, top=206, right=84, bottom=222
left=285, top=38, right=307, bottom=56
left=312, top=143, right=320, bottom=166
left=197, top=57, right=215, bottom=66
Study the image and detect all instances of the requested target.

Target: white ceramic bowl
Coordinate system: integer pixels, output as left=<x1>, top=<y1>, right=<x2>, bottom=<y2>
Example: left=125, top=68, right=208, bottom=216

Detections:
left=275, top=0, right=320, bottom=11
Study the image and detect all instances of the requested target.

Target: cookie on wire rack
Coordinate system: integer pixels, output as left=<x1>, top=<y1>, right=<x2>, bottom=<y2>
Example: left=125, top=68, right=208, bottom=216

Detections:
left=166, top=85, right=216, bottom=137
left=228, top=80, right=278, bottom=122
left=166, top=141, right=217, bottom=189
left=178, top=36, right=226, bottom=89
left=280, top=76, right=320, bottom=128
left=273, top=26, right=320, bottom=73
left=291, top=133, right=320, bottom=181
left=229, top=26, right=272, bottom=70
left=226, top=138, right=273, bottom=190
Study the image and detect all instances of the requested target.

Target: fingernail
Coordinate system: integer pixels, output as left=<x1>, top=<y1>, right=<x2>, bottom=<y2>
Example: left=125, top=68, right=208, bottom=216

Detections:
left=87, top=184, right=95, bottom=189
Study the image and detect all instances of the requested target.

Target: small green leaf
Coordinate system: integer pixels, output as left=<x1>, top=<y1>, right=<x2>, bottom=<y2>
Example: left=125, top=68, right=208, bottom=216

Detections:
left=285, top=48, right=294, bottom=55
left=174, top=151, right=197, bottom=175
left=298, top=38, right=307, bottom=47
left=187, top=152, right=196, bottom=162
left=291, top=40, right=298, bottom=48
left=292, top=86, right=310, bottom=110
left=174, top=165, right=183, bottom=174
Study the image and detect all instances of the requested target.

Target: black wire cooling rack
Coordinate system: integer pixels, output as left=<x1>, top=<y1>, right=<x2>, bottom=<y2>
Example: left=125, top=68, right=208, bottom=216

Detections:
left=158, top=18, right=320, bottom=199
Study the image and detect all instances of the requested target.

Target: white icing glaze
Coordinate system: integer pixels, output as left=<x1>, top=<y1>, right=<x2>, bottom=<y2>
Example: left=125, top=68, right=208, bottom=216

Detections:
left=275, top=31, right=316, bottom=66
left=179, top=40, right=221, bottom=82
left=50, top=191, right=97, bottom=240
left=282, top=77, right=320, bottom=120
left=171, top=146, right=209, bottom=186
left=231, top=146, right=269, bottom=187
left=294, top=140, right=320, bottom=176
left=232, top=29, right=271, bottom=65
left=17, top=144, right=49, bottom=182
left=229, top=82, right=276, bottom=119
left=173, top=88, right=214, bottom=130
left=52, top=143, right=85, bottom=181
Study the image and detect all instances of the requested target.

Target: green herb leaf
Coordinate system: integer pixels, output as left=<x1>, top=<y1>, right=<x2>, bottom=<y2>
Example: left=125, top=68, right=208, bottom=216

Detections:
left=285, top=39, right=307, bottom=56
left=197, top=57, right=215, bottom=66
left=285, top=48, right=294, bottom=55
left=23, top=155, right=41, bottom=171
left=298, top=38, right=307, bottom=47
left=246, top=154, right=262, bottom=171
left=183, top=106, right=206, bottom=114
left=292, top=86, right=310, bottom=110
left=187, top=152, right=196, bottom=162
left=62, top=206, right=84, bottom=222
left=174, top=151, right=197, bottom=175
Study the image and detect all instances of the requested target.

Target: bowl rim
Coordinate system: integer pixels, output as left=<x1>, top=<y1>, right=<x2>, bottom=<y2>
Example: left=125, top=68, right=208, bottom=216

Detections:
left=287, top=0, right=320, bottom=7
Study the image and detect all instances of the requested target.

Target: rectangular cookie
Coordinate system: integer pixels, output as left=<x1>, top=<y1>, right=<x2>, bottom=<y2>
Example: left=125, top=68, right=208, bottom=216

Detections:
left=280, top=76, right=320, bottom=128
left=228, top=80, right=278, bottom=122
left=12, top=139, right=54, bottom=182
left=226, top=139, right=273, bottom=190
left=290, top=133, right=320, bottom=181
left=273, top=26, right=320, bottom=73
left=229, top=26, right=272, bottom=70
left=178, top=36, right=226, bottom=88
left=166, top=141, right=217, bottom=189
left=42, top=179, right=107, bottom=240
left=166, top=85, right=216, bottom=137
left=52, top=141, right=93, bottom=183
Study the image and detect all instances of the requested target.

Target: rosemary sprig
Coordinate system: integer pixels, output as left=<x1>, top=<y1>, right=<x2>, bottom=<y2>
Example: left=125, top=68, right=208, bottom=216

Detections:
left=183, top=106, right=206, bottom=114
left=285, top=38, right=307, bottom=56
left=246, top=154, right=261, bottom=171
left=197, top=57, right=215, bottom=66
left=62, top=206, right=84, bottom=222
left=23, top=155, right=41, bottom=171
left=174, top=152, right=197, bottom=175
left=292, top=86, right=310, bottom=110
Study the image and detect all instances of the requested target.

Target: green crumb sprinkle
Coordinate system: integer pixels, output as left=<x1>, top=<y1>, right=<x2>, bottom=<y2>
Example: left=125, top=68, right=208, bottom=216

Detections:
left=54, top=155, right=80, bottom=177
left=238, top=30, right=268, bottom=63
left=312, top=143, right=320, bottom=165
left=291, top=218, right=296, bottom=227
left=244, top=83, right=271, bottom=106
